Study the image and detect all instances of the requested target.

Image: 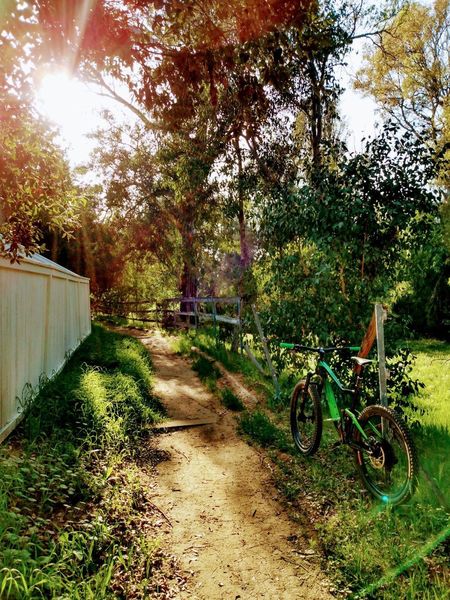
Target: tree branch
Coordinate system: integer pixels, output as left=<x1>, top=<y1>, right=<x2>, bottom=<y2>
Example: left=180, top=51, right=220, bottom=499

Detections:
left=86, top=70, right=160, bottom=131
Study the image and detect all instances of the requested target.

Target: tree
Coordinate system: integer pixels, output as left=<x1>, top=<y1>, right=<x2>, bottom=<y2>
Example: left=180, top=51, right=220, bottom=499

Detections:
left=88, top=108, right=225, bottom=301
left=30, top=0, right=354, bottom=292
left=355, top=0, right=450, bottom=152
left=0, top=115, right=79, bottom=261
left=26, top=0, right=381, bottom=302
left=257, top=125, right=444, bottom=343
left=354, top=1, right=450, bottom=336
left=0, top=1, right=80, bottom=261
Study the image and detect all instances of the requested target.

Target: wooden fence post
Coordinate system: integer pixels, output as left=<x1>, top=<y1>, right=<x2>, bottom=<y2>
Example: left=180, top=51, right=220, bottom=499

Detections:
left=238, top=298, right=243, bottom=354
left=251, top=305, right=280, bottom=397
left=194, top=298, right=198, bottom=329
left=355, top=304, right=389, bottom=407
left=212, top=300, right=218, bottom=345
left=375, top=303, right=388, bottom=407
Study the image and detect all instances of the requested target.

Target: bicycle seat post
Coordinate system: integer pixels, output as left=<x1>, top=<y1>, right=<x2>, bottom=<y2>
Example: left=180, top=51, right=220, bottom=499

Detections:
left=354, top=372, right=364, bottom=394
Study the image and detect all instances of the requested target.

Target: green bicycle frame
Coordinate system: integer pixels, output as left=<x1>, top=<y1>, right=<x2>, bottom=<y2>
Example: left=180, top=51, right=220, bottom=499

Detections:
left=319, top=358, right=369, bottom=441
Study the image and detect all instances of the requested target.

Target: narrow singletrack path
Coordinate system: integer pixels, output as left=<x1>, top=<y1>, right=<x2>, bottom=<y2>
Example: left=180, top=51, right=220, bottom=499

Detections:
left=140, top=329, right=333, bottom=600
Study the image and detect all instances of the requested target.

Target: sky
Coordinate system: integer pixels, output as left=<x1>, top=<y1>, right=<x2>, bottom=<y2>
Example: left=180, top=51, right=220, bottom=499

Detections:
left=35, top=42, right=380, bottom=168
left=35, top=73, right=134, bottom=168
left=338, top=39, right=379, bottom=151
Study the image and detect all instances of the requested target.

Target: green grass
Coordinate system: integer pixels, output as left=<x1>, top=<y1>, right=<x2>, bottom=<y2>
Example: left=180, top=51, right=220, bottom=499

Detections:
left=173, top=327, right=277, bottom=400
left=239, top=412, right=450, bottom=599
left=220, top=388, right=245, bottom=411
left=190, top=355, right=221, bottom=393
left=406, top=339, right=450, bottom=432
left=0, top=324, right=171, bottom=599
left=239, top=411, right=291, bottom=452
left=95, top=314, right=149, bottom=330
left=191, top=355, right=221, bottom=380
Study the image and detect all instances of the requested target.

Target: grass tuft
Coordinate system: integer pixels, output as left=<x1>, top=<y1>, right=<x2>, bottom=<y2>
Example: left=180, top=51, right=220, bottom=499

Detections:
left=220, top=388, right=245, bottom=411
left=239, top=411, right=291, bottom=452
left=191, top=355, right=221, bottom=380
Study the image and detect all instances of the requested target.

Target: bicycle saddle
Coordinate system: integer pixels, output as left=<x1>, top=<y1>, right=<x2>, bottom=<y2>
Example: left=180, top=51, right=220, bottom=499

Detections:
left=351, top=356, right=374, bottom=367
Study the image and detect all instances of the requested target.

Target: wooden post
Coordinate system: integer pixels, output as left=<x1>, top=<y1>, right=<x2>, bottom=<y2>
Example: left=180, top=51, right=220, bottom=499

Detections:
left=251, top=305, right=280, bottom=396
left=354, top=304, right=389, bottom=408
left=354, top=312, right=377, bottom=373
left=243, top=344, right=266, bottom=375
left=238, top=298, right=243, bottom=354
left=212, top=301, right=218, bottom=345
left=375, top=303, right=388, bottom=407
left=231, top=298, right=241, bottom=353
left=194, top=298, right=198, bottom=330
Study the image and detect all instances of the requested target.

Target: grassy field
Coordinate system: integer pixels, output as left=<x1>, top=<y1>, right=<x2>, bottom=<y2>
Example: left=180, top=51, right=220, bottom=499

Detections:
left=406, top=339, right=450, bottom=431
left=176, top=329, right=450, bottom=599
left=0, top=324, right=180, bottom=599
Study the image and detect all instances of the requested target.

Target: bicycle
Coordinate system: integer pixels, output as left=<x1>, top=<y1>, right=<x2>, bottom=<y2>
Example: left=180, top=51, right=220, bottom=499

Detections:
left=279, top=342, right=417, bottom=505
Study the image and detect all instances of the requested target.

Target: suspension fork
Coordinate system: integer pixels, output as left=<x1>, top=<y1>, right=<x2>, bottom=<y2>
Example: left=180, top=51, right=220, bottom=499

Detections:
left=301, top=370, right=324, bottom=401
left=301, top=371, right=314, bottom=401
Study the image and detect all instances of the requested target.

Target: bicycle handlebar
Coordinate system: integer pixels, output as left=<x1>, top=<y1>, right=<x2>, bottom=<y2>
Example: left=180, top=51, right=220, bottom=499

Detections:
left=279, top=342, right=360, bottom=353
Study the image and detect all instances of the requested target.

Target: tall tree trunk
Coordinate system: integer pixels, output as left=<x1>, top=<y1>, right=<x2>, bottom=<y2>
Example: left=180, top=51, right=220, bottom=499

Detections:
left=179, top=219, right=198, bottom=317
left=180, top=259, right=197, bottom=319
left=180, top=260, right=198, bottom=300
left=307, top=55, right=323, bottom=173
left=234, top=134, right=251, bottom=276
left=233, top=133, right=255, bottom=351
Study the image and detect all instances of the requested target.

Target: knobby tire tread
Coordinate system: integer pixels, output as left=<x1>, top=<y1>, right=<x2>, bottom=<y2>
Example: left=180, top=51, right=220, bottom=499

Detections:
left=355, top=404, right=418, bottom=505
left=290, top=380, right=322, bottom=456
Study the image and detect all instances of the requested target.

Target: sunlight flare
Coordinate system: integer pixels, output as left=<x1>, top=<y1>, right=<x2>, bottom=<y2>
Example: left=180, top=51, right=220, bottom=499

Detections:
left=36, top=72, right=90, bottom=128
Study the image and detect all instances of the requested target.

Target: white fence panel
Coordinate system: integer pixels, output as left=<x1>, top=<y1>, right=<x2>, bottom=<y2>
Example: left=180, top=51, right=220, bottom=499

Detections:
left=0, top=255, right=91, bottom=443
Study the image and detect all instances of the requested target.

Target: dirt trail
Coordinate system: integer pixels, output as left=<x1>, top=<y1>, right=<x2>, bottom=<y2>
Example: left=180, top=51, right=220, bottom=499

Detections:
left=140, top=330, right=333, bottom=600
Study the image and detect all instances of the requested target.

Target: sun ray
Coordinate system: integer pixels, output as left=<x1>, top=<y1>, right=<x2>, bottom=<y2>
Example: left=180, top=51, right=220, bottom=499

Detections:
left=66, top=0, right=97, bottom=74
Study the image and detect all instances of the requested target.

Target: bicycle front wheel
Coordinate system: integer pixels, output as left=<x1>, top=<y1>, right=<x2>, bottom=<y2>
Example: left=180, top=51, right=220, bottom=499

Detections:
left=354, top=405, right=417, bottom=505
left=290, top=380, right=322, bottom=455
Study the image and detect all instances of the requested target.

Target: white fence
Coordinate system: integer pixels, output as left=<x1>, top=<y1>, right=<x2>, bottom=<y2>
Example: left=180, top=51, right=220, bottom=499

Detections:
left=0, top=254, right=91, bottom=443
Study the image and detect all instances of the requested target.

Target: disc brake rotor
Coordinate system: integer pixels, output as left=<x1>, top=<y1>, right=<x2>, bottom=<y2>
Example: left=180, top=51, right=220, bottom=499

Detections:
left=369, top=439, right=396, bottom=470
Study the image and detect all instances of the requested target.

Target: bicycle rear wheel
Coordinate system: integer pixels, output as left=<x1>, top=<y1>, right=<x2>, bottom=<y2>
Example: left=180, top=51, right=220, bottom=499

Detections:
left=354, top=405, right=417, bottom=505
left=290, top=380, right=322, bottom=455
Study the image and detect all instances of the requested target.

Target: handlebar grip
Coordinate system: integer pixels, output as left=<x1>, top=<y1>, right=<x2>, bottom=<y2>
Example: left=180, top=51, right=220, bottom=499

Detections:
left=279, top=342, right=295, bottom=349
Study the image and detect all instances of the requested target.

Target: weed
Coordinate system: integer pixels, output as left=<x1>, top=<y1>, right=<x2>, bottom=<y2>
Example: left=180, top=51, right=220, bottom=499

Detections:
left=239, top=411, right=291, bottom=453
left=191, top=356, right=221, bottom=381
left=220, top=388, right=244, bottom=411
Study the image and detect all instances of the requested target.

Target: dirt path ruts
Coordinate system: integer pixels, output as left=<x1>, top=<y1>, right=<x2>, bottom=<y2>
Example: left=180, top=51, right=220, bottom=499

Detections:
left=141, top=330, right=333, bottom=600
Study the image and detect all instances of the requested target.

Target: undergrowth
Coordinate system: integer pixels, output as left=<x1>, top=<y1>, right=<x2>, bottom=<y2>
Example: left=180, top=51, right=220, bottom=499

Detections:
left=173, top=327, right=275, bottom=398
left=0, top=324, right=184, bottom=599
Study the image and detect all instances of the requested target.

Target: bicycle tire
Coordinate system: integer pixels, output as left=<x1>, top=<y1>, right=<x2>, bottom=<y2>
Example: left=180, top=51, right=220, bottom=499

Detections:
left=290, top=380, right=322, bottom=456
left=354, top=404, right=417, bottom=505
